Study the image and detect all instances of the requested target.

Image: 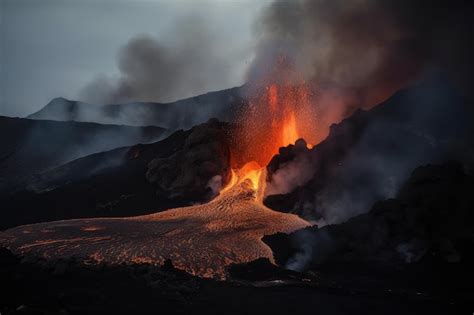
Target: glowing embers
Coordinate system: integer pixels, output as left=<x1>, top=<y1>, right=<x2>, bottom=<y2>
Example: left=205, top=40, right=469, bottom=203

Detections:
left=282, top=111, right=299, bottom=147
left=234, top=78, right=317, bottom=167
left=236, top=161, right=262, bottom=191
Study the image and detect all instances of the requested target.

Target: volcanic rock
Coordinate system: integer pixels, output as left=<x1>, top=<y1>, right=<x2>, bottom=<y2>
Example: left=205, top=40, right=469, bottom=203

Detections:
left=0, top=120, right=232, bottom=230
left=264, top=76, right=474, bottom=222
left=264, top=162, right=474, bottom=269
left=227, top=258, right=302, bottom=282
left=146, top=119, right=231, bottom=200
left=1, top=247, right=472, bottom=315
left=0, top=116, right=165, bottom=194
left=28, top=86, right=245, bottom=129
left=263, top=109, right=369, bottom=219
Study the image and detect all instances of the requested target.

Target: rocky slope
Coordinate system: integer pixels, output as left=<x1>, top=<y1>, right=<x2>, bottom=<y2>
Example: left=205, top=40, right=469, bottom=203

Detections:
left=264, top=77, right=474, bottom=222
left=28, top=86, right=245, bottom=129
left=0, top=116, right=165, bottom=194
left=264, top=162, right=474, bottom=271
left=0, top=120, right=231, bottom=230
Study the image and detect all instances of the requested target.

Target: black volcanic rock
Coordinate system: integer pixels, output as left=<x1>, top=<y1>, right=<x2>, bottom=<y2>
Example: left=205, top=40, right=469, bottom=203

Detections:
left=0, top=120, right=232, bottom=230
left=0, top=116, right=166, bottom=194
left=263, top=109, right=371, bottom=219
left=266, top=138, right=310, bottom=178
left=3, top=248, right=471, bottom=315
left=28, top=86, right=245, bottom=129
left=146, top=119, right=231, bottom=200
left=227, top=258, right=303, bottom=282
left=264, top=76, right=474, bottom=222
left=264, top=162, right=474, bottom=270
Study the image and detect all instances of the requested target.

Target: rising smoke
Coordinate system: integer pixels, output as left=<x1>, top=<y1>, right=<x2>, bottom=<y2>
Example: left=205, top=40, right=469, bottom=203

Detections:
left=80, top=15, right=249, bottom=105
left=257, top=0, right=474, bottom=212
left=80, top=0, right=474, bottom=130
left=76, top=0, right=474, bottom=224
left=249, top=0, right=474, bottom=101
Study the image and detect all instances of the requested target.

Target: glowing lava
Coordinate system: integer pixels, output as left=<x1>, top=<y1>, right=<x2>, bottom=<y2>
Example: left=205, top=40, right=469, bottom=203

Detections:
left=233, top=57, right=320, bottom=167
left=0, top=168, right=310, bottom=279
left=282, top=111, right=299, bottom=146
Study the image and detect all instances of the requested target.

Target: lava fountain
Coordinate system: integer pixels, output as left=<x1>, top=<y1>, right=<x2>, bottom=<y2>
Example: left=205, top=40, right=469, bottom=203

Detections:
left=232, top=57, right=319, bottom=166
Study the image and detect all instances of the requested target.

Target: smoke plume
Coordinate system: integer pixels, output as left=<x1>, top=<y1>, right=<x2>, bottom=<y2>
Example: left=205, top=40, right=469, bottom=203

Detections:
left=249, top=0, right=474, bottom=106
left=265, top=141, right=316, bottom=196
left=81, top=15, right=248, bottom=105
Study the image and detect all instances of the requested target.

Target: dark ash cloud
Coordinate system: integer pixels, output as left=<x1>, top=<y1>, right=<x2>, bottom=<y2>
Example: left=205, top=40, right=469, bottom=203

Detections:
left=249, top=0, right=474, bottom=105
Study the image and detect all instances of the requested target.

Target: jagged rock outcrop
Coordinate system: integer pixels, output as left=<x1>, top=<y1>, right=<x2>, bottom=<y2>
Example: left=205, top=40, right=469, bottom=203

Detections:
left=264, top=162, right=474, bottom=270
left=264, top=77, right=474, bottom=222
left=0, top=120, right=232, bottom=230
left=146, top=119, right=231, bottom=200
left=263, top=109, right=371, bottom=219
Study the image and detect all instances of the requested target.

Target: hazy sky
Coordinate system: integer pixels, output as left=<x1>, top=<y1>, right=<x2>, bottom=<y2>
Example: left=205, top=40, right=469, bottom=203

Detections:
left=0, top=0, right=269, bottom=117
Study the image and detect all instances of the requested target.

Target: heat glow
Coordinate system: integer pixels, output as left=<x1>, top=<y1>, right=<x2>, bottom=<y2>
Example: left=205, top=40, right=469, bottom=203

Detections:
left=233, top=58, right=319, bottom=167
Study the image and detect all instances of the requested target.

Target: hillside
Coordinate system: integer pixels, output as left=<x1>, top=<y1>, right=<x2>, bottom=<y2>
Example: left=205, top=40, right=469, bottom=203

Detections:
left=28, top=86, right=245, bottom=129
left=0, top=116, right=166, bottom=194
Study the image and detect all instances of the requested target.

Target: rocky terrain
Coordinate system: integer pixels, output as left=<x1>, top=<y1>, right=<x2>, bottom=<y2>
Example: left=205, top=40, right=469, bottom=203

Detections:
left=264, top=77, right=474, bottom=222
left=0, top=116, right=166, bottom=194
left=264, top=162, right=474, bottom=299
left=0, top=120, right=232, bottom=230
left=1, top=245, right=471, bottom=315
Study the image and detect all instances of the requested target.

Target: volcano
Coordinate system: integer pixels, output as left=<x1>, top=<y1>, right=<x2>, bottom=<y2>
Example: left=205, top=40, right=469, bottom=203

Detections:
left=1, top=76, right=474, bottom=314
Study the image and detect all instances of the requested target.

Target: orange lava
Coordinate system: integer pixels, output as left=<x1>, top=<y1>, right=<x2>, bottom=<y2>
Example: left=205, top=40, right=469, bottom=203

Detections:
left=282, top=111, right=299, bottom=146
left=233, top=58, right=319, bottom=166
left=0, top=170, right=310, bottom=279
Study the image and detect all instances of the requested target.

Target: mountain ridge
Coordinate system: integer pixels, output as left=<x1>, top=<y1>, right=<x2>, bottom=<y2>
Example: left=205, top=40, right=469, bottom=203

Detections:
left=28, top=86, right=245, bottom=129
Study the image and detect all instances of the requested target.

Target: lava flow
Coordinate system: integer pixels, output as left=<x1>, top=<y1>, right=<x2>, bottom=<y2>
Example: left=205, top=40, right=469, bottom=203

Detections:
left=0, top=166, right=309, bottom=279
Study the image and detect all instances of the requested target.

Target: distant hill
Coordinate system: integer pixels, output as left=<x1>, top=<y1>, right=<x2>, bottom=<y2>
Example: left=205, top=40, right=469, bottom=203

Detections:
left=28, top=86, right=245, bottom=129
left=0, top=116, right=166, bottom=193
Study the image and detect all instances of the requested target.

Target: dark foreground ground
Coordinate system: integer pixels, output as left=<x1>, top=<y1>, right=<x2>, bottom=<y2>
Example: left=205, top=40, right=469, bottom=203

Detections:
left=1, top=249, right=472, bottom=315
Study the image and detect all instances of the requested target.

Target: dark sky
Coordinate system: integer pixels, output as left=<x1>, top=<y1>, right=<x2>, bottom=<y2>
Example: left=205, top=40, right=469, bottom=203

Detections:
left=0, top=0, right=269, bottom=117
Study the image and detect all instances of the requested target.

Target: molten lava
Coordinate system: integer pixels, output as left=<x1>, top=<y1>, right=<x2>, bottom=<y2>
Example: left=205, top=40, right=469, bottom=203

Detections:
left=0, top=169, right=309, bottom=279
left=233, top=57, right=320, bottom=167
left=282, top=111, right=299, bottom=146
